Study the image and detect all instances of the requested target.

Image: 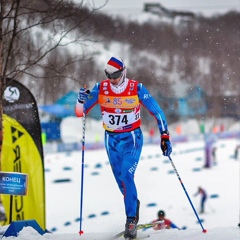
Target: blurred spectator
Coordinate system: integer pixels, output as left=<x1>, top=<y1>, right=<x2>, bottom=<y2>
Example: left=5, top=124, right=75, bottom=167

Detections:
left=149, top=127, right=155, bottom=143
left=220, top=124, right=224, bottom=132
left=234, top=145, right=240, bottom=160
left=212, top=146, right=217, bottom=165
left=176, top=125, right=182, bottom=135
left=194, top=187, right=207, bottom=214
left=151, top=210, right=179, bottom=230
left=95, top=133, right=100, bottom=148
left=204, top=133, right=217, bottom=168
left=212, top=125, right=219, bottom=134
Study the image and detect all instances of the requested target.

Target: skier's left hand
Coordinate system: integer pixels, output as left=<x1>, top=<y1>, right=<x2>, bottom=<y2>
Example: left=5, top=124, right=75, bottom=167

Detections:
left=161, top=131, right=172, bottom=156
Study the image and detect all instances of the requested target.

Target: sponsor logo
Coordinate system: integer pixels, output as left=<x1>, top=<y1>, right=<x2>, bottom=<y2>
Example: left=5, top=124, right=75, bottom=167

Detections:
left=115, top=108, right=122, bottom=113
left=123, top=110, right=132, bottom=113
left=104, top=97, right=111, bottom=103
left=12, top=126, right=25, bottom=220
left=4, top=86, right=20, bottom=103
left=3, top=103, right=33, bottom=112
left=125, top=98, right=135, bottom=104
left=123, top=124, right=132, bottom=130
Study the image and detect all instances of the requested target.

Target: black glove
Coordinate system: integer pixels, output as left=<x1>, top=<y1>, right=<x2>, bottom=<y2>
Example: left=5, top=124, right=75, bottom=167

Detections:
left=161, top=130, right=172, bottom=156
left=77, top=87, right=90, bottom=103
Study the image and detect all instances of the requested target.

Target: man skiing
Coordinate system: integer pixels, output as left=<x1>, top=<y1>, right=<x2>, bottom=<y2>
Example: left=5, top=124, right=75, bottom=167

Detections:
left=194, top=187, right=207, bottom=213
left=151, top=210, right=179, bottom=230
left=75, top=56, right=172, bottom=239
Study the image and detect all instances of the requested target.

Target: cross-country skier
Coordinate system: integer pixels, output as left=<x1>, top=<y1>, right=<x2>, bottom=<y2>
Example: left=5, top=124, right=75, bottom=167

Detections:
left=194, top=187, right=207, bottom=213
left=75, top=56, right=172, bottom=239
left=151, top=210, right=179, bottom=230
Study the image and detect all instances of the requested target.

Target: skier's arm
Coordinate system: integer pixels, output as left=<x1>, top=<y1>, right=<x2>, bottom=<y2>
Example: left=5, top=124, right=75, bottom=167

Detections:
left=138, top=83, right=168, bottom=134
left=170, top=222, right=180, bottom=229
left=138, top=83, right=172, bottom=155
left=194, top=189, right=200, bottom=197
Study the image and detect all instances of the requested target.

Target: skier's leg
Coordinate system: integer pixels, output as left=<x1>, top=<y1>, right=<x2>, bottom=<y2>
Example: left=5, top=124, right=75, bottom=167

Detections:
left=201, top=197, right=205, bottom=213
left=105, top=128, right=143, bottom=217
left=121, top=128, right=143, bottom=218
left=105, top=131, right=125, bottom=194
left=202, top=196, right=206, bottom=213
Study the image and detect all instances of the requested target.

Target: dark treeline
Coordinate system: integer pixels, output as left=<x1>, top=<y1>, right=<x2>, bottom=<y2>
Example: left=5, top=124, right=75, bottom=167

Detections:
left=89, top=11, right=239, bottom=97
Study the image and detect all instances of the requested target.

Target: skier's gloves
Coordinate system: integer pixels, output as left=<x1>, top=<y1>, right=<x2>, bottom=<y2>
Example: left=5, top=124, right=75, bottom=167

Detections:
left=161, top=131, right=172, bottom=156
left=78, top=87, right=90, bottom=104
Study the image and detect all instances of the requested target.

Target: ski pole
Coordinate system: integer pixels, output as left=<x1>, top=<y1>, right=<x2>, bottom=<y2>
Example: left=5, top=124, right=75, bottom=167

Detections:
left=168, top=155, right=207, bottom=233
left=79, top=113, right=86, bottom=235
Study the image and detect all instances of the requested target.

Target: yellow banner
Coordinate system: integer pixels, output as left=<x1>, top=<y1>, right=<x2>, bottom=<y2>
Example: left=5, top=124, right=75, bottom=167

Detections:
left=1, top=114, right=45, bottom=229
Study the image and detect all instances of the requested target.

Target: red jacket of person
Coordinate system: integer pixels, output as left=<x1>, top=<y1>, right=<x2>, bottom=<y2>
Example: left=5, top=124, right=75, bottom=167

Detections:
left=152, top=218, right=178, bottom=230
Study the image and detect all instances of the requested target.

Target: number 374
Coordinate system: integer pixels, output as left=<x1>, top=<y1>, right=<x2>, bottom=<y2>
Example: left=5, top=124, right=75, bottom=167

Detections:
left=109, top=114, right=128, bottom=125
left=108, top=113, right=140, bottom=125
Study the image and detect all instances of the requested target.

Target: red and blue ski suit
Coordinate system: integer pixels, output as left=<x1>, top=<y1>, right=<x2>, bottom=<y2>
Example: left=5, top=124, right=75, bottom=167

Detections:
left=195, top=187, right=207, bottom=213
left=152, top=218, right=179, bottom=230
left=75, top=78, right=169, bottom=219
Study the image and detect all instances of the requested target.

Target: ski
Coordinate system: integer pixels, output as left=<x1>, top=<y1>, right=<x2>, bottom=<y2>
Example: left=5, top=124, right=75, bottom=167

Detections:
left=113, top=222, right=161, bottom=239
left=124, top=235, right=150, bottom=240
left=115, top=234, right=150, bottom=240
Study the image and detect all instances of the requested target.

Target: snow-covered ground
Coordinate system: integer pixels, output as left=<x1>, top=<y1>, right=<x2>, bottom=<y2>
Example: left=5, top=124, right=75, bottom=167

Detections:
left=1, top=118, right=239, bottom=239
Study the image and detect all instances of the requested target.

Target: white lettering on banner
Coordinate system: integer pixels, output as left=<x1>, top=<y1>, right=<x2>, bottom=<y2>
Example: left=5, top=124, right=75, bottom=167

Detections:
left=2, top=177, right=21, bottom=183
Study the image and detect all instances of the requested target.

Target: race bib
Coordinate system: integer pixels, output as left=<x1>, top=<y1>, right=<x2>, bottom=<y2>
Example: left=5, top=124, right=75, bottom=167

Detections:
left=102, top=110, right=140, bottom=130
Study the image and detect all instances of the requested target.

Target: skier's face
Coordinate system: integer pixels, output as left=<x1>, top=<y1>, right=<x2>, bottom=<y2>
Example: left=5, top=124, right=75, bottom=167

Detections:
left=158, top=215, right=164, bottom=220
left=110, top=76, right=122, bottom=86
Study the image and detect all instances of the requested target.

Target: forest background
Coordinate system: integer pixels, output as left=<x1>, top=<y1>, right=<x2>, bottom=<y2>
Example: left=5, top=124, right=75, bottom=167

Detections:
left=1, top=0, right=239, bottom=128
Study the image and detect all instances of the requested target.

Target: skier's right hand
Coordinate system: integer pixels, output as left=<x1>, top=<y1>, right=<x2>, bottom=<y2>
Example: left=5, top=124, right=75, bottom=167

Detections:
left=78, top=87, right=90, bottom=103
